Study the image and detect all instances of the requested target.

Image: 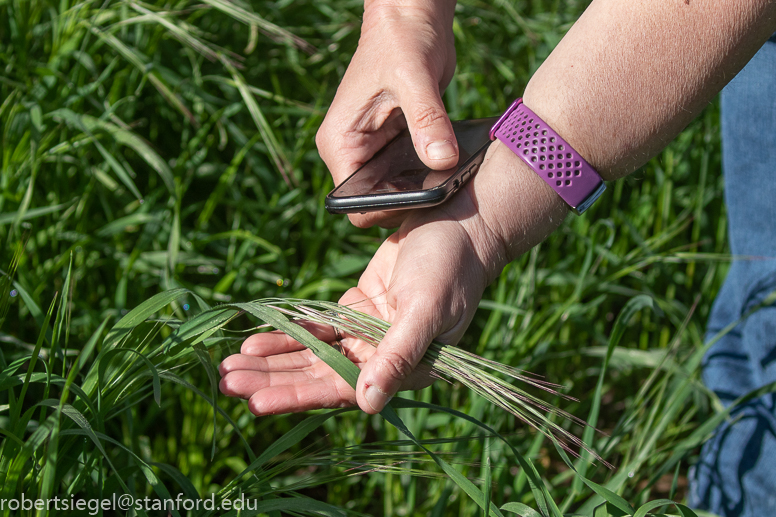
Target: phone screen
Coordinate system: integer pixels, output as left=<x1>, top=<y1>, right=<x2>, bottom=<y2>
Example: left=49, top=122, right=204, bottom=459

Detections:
left=329, top=117, right=496, bottom=198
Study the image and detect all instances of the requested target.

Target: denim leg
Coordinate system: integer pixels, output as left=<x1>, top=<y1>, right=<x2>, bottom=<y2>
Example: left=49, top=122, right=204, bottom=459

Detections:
left=689, top=40, right=776, bottom=517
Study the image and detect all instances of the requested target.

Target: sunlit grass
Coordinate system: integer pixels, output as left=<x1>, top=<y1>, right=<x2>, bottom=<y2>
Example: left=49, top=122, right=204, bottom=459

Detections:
left=0, top=0, right=767, bottom=515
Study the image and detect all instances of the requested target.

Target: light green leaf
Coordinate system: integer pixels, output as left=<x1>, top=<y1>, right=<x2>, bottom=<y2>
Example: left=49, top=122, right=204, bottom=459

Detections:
left=633, top=499, right=698, bottom=517
left=501, top=502, right=542, bottom=517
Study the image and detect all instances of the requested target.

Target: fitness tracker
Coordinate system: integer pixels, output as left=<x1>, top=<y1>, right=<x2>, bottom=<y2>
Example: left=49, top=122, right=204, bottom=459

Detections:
left=490, top=98, right=605, bottom=215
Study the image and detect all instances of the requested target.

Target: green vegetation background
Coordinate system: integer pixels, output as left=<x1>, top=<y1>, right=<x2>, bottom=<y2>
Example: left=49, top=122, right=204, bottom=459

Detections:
left=0, top=0, right=734, bottom=515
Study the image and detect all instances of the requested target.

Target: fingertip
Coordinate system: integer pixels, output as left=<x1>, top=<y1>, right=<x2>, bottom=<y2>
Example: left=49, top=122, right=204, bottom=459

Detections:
left=402, top=92, right=458, bottom=170
left=356, top=350, right=411, bottom=414
left=218, top=355, right=239, bottom=376
left=362, top=382, right=393, bottom=414
left=219, top=374, right=237, bottom=397
left=248, top=392, right=273, bottom=416
left=424, top=139, right=459, bottom=168
left=348, top=213, right=375, bottom=229
left=240, top=333, right=263, bottom=355
left=348, top=211, right=406, bottom=229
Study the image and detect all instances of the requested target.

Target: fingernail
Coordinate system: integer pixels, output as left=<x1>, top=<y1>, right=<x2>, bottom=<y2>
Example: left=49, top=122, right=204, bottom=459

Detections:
left=364, top=384, right=392, bottom=412
left=426, top=140, right=456, bottom=160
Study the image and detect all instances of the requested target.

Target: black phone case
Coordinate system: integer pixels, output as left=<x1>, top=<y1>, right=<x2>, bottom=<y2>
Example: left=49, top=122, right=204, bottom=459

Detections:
left=325, top=118, right=496, bottom=214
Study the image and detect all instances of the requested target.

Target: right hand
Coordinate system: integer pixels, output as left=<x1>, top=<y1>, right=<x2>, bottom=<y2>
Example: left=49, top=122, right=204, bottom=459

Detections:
left=317, top=0, right=459, bottom=228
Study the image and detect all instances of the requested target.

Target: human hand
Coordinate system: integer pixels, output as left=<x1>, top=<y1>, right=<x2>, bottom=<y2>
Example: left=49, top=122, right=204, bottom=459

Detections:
left=219, top=142, right=569, bottom=415
left=218, top=196, right=497, bottom=414
left=316, top=0, right=458, bottom=229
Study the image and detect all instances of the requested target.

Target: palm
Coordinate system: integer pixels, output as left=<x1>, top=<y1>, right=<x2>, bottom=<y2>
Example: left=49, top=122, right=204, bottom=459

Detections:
left=218, top=325, right=373, bottom=415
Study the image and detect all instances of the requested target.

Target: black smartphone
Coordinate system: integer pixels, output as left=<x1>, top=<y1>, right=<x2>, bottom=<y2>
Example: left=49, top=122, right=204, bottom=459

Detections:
left=325, top=117, right=498, bottom=214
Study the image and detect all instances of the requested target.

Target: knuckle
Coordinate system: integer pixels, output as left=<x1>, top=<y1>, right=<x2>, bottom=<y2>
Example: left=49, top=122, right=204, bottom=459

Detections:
left=393, top=61, right=429, bottom=87
left=411, top=104, right=447, bottom=131
left=314, top=124, right=326, bottom=150
left=374, top=351, right=415, bottom=382
left=315, top=125, right=331, bottom=158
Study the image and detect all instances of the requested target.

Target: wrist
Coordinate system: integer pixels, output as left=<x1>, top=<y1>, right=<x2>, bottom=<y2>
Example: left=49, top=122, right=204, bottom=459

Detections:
left=363, top=0, right=456, bottom=27
left=364, top=0, right=456, bottom=14
left=453, top=142, right=568, bottom=283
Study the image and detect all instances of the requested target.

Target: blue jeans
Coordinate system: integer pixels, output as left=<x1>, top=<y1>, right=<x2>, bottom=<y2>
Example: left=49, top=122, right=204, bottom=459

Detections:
left=688, top=40, right=776, bottom=516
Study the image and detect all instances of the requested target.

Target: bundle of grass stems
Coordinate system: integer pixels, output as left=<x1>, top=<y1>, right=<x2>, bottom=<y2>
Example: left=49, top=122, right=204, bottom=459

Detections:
left=196, top=297, right=608, bottom=467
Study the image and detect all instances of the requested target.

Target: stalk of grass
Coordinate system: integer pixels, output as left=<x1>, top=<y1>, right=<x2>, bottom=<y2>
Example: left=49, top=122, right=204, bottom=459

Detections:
left=285, top=301, right=603, bottom=460
left=178, top=296, right=609, bottom=467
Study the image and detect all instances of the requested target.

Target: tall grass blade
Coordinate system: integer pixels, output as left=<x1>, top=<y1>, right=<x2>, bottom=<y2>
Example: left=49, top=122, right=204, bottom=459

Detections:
left=158, top=371, right=256, bottom=461
left=221, top=408, right=353, bottom=496
left=198, top=0, right=314, bottom=53
left=0, top=241, right=24, bottom=329
left=192, top=342, right=218, bottom=459
left=0, top=203, right=73, bottom=226
left=380, top=404, right=506, bottom=517
left=500, top=502, right=542, bottom=517
left=551, top=441, right=634, bottom=516
left=49, top=109, right=175, bottom=195
left=59, top=429, right=177, bottom=517
left=0, top=414, right=58, bottom=506
left=483, top=454, right=492, bottom=517
left=11, top=296, right=57, bottom=428
left=98, top=348, right=162, bottom=407
left=221, top=62, right=294, bottom=186
left=102, top=287, right=189, bottom=352
left=572, top=295, right=656, bottom=493
left=217, top=497, right=346, bottom=517
left=633, top=499, right=698, bottom=517
left=392, top=398, right=559, bottom=517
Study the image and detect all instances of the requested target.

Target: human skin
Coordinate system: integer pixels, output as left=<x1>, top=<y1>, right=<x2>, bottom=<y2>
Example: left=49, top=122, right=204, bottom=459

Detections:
left=219, top=0, right=776, bottom=415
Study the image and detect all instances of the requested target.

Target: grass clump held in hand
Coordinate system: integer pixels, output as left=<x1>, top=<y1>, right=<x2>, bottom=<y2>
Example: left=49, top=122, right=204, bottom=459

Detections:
left=176, top=297, right=609, bottom=466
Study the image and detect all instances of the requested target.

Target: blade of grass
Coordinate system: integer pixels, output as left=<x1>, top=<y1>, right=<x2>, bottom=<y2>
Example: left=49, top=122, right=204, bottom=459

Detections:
left=500, top=502, right=542, bottom=517
left=570, top=294, right=656, bottom=498
left=220, top=408, right=354, bottom=496
left=221, top=61, right=294, bottom=187
left=633, top=499, right=698, bottom=517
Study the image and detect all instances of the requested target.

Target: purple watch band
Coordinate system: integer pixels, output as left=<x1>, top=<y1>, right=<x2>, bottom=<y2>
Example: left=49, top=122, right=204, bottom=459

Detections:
left=490, top=99, right=605, bottom=215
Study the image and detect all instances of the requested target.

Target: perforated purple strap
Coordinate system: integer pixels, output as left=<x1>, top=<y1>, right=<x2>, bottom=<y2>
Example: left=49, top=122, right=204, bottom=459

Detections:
left=490, top=99, right=605, bottom=215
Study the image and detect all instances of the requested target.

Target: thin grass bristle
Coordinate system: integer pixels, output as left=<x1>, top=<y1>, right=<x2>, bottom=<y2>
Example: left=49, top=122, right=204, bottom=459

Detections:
left=262, top=298, right=610, bottom=468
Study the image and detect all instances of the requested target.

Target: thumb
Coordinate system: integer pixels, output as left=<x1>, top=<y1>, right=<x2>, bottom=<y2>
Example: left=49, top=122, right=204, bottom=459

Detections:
left=401, top=80, right=459, bottom=170
left=355, top=303, right=439, bottom=414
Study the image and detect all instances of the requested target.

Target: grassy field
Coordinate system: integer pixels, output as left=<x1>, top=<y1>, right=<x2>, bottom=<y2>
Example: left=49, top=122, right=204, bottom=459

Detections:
left=0, top=0, right=746, bottom=515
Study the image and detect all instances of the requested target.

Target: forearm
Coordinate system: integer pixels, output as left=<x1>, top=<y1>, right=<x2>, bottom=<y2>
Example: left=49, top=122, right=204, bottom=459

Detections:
left=524, top=0, right=776, bottom=179
left=362, top=0, right=456, bottom=39
left=364, top=0, right=455, bottom=17
left=469, top=0, right=776, bottom=269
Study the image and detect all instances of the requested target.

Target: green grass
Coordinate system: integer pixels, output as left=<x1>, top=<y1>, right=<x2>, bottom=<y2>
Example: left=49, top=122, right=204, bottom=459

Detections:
left=0, top=0, right=767, bottom=515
